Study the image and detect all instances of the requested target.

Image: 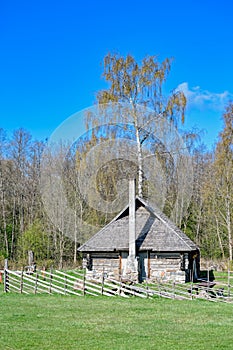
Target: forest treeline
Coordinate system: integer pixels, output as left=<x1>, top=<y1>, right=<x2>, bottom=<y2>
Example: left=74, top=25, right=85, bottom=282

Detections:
left=0, top=54, right=232, bottom=268
left=0, top=128, right=73, bottom=268
left=0, top=104, right=232, bottom=268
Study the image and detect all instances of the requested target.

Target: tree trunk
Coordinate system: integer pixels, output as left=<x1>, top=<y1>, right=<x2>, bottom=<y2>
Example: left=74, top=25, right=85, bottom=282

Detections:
left=215, top=215, right=225, bottom=259
left=226, top=195, right=232, bottom=261
left=133, top=105, right=143, bottom=198
left=1, top=190, right=8, bottom=257
left=0, top=171, right=9, bottom=257
left=10, top=195, right=16, bottom=259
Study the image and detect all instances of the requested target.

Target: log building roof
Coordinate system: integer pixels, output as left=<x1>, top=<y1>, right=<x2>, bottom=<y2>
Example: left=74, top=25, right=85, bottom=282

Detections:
left=78, top=197, right=198, bottom=253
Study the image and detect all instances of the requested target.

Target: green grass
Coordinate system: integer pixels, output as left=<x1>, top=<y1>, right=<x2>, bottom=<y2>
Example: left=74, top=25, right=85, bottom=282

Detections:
left=214, top=271, right=233, bottom=284
left=1, top=289, right=233, bottom=350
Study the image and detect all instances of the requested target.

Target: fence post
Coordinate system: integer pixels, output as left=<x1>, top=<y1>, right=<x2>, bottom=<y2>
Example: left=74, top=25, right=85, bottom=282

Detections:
left=83, top=269, right=86, bottom=296
left=190, top=263, right=194, bottom=299
left=101, top=268, right=105, bottom=295
left=119, top=276, right=122, bottom=296
left=205, top=265, right=209, bottom=300
left=49, top=267, right=53, bottom=294
left=4, top=259, right=8, bottom=293
left=228, top=261, right=231, bottom=298
left=20, top=268, right=24, bottom=293
left=146, top=279, right=149, bottom=298
left=34, top=273, right=39, bottom=294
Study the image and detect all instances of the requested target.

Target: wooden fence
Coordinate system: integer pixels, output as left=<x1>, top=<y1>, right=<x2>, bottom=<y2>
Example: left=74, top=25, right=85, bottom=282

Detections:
left=3, top=268, right=151, bottom=298
left=2, top=267, right=233, bottom=303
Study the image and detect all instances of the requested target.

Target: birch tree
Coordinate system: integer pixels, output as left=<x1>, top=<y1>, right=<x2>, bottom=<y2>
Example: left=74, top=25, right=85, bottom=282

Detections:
left=0, top=129, right=9, bottom=257
left=87, top=53, right=186, bottom=198
left=213, top=102, right=233, bottom=260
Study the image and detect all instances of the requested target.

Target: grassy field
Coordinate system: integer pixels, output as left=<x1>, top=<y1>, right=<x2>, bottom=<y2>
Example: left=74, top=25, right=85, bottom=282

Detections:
left=1, top=288, right=233, bottom=350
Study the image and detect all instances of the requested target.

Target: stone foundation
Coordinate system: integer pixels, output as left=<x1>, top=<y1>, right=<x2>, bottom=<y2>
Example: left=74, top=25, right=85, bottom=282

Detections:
left=83, top=252, right=187, bottom=283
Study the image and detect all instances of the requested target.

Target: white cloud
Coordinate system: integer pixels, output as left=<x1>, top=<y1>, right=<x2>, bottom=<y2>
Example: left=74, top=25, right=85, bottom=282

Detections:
left=176, top=82, right=233, bottom=111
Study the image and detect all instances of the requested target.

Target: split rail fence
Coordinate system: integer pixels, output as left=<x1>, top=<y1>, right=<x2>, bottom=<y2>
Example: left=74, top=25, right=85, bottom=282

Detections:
left=2, top=267, right=233, bottom=303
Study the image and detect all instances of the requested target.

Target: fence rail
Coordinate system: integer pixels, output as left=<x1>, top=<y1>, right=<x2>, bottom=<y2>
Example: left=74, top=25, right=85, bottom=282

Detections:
left=2, top=268, right=233, bottom=303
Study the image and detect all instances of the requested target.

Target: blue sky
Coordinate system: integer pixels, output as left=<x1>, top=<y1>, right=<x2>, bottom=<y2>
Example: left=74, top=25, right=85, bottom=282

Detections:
left=1, top=0, right=233, bottom=149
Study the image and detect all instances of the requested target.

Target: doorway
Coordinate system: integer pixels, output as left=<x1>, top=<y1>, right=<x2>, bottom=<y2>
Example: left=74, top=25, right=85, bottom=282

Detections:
left=139, top=251, right=148, bottom=282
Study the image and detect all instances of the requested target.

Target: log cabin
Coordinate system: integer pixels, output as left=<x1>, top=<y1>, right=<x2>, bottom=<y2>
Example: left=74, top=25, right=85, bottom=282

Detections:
left=78, top=179, right=199, bottom=283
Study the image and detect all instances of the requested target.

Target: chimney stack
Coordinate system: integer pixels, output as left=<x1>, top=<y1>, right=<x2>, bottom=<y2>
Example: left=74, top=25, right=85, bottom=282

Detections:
left=122, top=178, right=138, bottom=282
left=129, top=178, right=136, bottom=258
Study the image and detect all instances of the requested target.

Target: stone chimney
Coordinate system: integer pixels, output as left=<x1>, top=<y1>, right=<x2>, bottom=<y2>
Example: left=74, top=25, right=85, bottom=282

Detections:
left=122, top=178, right=138, bottom=282
left=129, top=178, right=136, bottom=258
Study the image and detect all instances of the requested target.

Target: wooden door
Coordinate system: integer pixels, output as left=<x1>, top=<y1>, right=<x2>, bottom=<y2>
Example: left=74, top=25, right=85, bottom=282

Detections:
left=139, top=252, right=148, bottom=282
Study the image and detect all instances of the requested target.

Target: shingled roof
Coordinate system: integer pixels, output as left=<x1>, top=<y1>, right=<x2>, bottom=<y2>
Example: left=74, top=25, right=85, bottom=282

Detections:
left=78, top=197, right=198, bottom=253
